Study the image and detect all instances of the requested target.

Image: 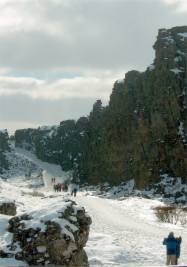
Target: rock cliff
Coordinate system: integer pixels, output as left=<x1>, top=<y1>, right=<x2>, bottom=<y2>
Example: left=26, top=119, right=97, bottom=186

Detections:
left=0, top=130, right=10, bottom=174
left=14, top=26, right=187, bottom=188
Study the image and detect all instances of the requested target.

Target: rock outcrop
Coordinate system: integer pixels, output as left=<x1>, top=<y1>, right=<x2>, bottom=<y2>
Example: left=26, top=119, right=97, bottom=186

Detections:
left=6, top=199, right=91, bottom=266
left=0, top=201, right=16, bottom=216
left=15, top=118, right=88, bottom=182
left=0, top=130, right=10, bottom=175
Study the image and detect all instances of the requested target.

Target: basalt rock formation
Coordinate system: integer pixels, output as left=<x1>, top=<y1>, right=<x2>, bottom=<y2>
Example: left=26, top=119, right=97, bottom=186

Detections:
left=6, top=199, right=91, bottom=266
left=0, top=201, right=16, bottom=216
left=0, top=130, right=10, bottom=174
left=14, top=26, right=187, bottom=188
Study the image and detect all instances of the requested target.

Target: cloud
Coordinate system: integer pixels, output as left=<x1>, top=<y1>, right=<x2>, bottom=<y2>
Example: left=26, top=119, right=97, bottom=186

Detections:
left=0, top=120, right=38, bottom=135
left=0, top=74, right=117, bottom=101
left=0, top=94, right=97, bottom=134
left=163, top=0, right=187, bottom=12
left=0, top=0, right=186, bottom=73
left=0, top=0, right=187, bottom=133
left=0, top=0, right=67, bottom=35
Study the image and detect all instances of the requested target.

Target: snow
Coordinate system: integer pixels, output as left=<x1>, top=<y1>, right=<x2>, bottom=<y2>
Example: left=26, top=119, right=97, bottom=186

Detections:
left=177, top=49, right=185, bottom=56
left=39, top=125, right=55, bottom=131
left=21, top=200, right=78, bottom=240
left=0, top=197, right=14, bottom=204
left=160, top=29, right=167, bottom=33
left=103, top=179, right=135, bottom=198
left=3, top=150, right=41, bottom=179
left=75, top=194, right=187, bottom=267
left=0, top=173, right=79, bottom=264
left=0, top=258, right=26, bottom=266
left=79, top=177, right=187, bottom=265
left=0, top=215, right=13, bottom=252
left=178, top=121, right=186, bottom=144
left=170, top=68, right=184, bottom=74
left=0, top=182, right=27, bottom=265
left=148, top=64, right=155, bottom=71
left=0, top=129, right=8, bottom=134
left=37, top=246, right=46, bottom=253
left=80, top=131, right=85, bottom=136
left=37, top=125, right=58, bottom=138
left=1, top=147, right=187, bottom=266
left=174, top=56, right=182, bottom=62
left=14, top=146, right=71, bottom=187
left=161, top=36, right=174, bottom=44
left=178, top=32, right=187, bottom=38
left=116, top=79, right=124, bottom=84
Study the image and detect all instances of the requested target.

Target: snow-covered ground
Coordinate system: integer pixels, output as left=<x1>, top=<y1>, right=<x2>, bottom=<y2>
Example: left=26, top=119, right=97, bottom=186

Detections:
left=76, top=194, right=187, bottom=266
left=14, top=147, right=71, bottom=187
left=1, top=147, right=187, bottom=266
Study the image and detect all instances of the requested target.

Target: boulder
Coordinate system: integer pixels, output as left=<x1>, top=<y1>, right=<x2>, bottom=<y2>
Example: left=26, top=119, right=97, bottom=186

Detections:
left=6, top=199, right=91, bottom=266
left=0, top=200, right=16, bottom=216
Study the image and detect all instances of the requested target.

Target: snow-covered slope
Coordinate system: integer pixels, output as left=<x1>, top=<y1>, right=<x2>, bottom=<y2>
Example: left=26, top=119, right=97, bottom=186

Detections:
left=1, top=147, right=187, bottom=266
left=2, top=144, right=71, bottom=188
left=13, top=146, right=71, bottom=187
left=0, top=147, right=88, bottom=266
left=0, top=176, right=90, bottom=266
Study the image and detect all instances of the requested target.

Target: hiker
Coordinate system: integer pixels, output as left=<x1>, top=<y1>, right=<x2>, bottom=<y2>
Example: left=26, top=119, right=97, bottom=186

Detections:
left=176, top=236, right=182, bottom=265
left=61, top=183, right=64, bottom=192
left=56, top=183, right=60, bottom=192
left=73, top=187, right=77, bottom=197
left=51, top=177, right=56, bottom=184
left=163, top=232, right=177, bottom=265
left=64, top=183, right=68, bottom=192
left=71, top=184, right=79, bottom=197
left=53, top=184, right=57, bottom=192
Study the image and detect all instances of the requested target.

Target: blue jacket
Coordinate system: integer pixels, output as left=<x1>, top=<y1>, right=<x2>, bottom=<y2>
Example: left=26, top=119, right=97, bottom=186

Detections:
left=163, top=236, right=177, bottom=255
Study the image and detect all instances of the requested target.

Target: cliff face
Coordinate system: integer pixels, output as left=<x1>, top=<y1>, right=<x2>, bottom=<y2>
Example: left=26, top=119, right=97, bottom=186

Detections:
left=86, top=26, right=187, bottom=187
left=15, top=26, right=187, bottom=188
left=0, top=130, right=10, bottom=174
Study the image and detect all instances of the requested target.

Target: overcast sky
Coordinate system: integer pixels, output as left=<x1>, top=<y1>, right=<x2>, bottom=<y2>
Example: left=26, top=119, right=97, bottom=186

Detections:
left=0, top=0, right=187, bottom=134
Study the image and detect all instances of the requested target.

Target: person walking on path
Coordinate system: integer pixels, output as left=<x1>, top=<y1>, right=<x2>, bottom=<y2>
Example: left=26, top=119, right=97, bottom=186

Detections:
left=73, top=187, right=77, bottom=197
left=52, top=177, right=56, bottom=184
left=163, top=232, right=178, bottom=265
left=70, top=183, right=79, bottom=197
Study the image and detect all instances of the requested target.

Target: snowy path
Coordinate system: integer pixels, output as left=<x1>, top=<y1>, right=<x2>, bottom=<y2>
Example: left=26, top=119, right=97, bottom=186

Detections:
left=75, top=194, right=187, bottom=266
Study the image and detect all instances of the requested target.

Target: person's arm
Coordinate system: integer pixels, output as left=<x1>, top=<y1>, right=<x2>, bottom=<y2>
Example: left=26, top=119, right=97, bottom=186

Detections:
left=163, top=238, right=167, bottom=245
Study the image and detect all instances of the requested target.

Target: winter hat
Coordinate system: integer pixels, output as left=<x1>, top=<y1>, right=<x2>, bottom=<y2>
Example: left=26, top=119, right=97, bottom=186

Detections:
left=169, top=232, right=174, bottom=237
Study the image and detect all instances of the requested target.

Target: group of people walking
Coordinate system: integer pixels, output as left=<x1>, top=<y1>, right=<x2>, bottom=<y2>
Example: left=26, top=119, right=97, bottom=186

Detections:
left=163, top=232, right=182, bottom=265
left=51, top=177, right=78, bottom=197
left=53, top=183, right=67, bottom=192
left=51, top=177, right=68, bottom=192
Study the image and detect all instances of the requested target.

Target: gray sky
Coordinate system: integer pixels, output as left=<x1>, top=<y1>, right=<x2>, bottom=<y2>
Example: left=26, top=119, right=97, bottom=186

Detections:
left=0, top=0, right=187, bottom=134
